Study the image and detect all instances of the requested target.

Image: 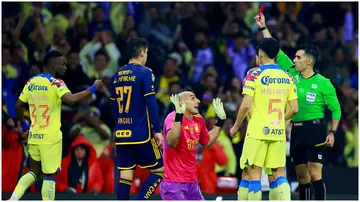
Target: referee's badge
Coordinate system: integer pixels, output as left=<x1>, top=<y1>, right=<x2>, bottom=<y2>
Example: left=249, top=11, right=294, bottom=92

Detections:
left=306, top=92, right=316, bottom=104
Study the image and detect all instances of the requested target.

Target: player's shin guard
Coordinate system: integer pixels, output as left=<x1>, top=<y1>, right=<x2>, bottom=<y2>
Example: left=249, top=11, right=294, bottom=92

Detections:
left=136, top=172, right=163, bottom=200
left=10, top=171, right=37, bottom=200
left=269, top=180, right=278, bottom=200
left=299, top=183, right=312, bottom=200
left=275, top=176, right=291, bottom=200
left=42, top=177, right=56, bottom=200
left=117, top=178, right=132, bottom=200
left=312, top=179, right=325, bottom=200
left=237, top=180, right=249, bottom=200
left=248, top=180, right=262, bottom=200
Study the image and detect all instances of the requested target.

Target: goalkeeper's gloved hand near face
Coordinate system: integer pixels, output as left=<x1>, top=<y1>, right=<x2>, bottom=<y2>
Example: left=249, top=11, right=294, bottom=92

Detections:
left=170, top=94, right=186, bottom=114
left=212, top=97, right=226, bottom=120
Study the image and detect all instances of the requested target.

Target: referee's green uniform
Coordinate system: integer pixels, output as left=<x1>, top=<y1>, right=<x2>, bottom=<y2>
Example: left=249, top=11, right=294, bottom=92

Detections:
left=276, top=50, right=341, bottom=165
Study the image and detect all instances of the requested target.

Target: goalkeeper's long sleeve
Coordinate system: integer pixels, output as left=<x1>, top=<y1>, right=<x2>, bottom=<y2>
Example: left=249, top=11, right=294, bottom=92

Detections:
left=145, top=94, right=162, bottom=133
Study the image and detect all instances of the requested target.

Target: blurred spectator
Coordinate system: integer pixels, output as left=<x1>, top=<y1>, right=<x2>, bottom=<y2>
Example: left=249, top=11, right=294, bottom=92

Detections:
left=63, top=49, right=92, bottom=93
left=197, top=141, right=228, bottom=194
left=191, top=30, right=214, bottom=82
left=56, top=136, right=103, bottom=194
left=97, top=145, right=115, bottom=193
left=2, top=112, right=30, bottom=192
left=88, top=6, right=114, bottom=39
left=70, top=106, right=111, bottom=157
left=226, top=33, right=256, bottom=81
left=215, top=118, right=237, bottom=177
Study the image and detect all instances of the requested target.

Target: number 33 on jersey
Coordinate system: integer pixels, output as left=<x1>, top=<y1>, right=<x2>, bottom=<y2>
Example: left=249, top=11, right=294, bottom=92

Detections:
left=242, top=65, right=297, bottom=141
left=19, top=74, right=70, bottom=144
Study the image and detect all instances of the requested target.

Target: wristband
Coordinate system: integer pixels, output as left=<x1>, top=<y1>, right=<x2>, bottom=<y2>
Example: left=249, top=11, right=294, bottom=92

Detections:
left=259, top=27, right=267, bottom=31
left=215, top=118, right=225, bottom=128
left=89, top=85, right=97, bottom=93
left=175, top=113, right=183, bottom=122
left=330, top=130, right=337, bottom=136
left=21, top=120, right=30, bottom=132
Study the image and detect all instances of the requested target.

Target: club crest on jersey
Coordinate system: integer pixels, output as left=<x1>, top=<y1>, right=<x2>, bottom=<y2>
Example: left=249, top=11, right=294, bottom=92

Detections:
left=306, top=92, right=316, bottom=104
left=190, top=126, right=194, bottom=134
left=260, top=76, right=290, bottom=86
left=194, top=124, right=199, bottom=133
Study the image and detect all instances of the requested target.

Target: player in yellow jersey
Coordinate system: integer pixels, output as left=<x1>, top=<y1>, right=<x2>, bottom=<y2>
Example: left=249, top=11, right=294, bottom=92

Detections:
left=9, top=50, right=103, bottom=201
left=230, top=38, right=298, bottom=200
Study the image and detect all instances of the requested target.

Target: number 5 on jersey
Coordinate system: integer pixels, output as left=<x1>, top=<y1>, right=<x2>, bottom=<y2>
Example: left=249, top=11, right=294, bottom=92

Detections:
left=116, top=86, right=132, bottom=113
left=268, top=99, right=282, bottom=126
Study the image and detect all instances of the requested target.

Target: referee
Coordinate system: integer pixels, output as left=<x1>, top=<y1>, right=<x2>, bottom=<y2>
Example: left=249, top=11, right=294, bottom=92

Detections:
left=255, top=14, right=341, bottom=200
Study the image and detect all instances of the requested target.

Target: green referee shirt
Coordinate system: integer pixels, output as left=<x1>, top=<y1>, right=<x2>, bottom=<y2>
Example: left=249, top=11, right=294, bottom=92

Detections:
left=276, top=50, right=341, bottom=122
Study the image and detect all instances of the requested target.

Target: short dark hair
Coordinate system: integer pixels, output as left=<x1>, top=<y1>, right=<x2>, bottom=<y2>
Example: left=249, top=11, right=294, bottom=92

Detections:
left=256, top=38, right=280, bottom=59
left=126, top=38, right=148, bottom=59
left=297, top=43, right=319, bottom=63
left=94, top=49, right=109, bottom=61
left=43, top=50, right=63, bottom=67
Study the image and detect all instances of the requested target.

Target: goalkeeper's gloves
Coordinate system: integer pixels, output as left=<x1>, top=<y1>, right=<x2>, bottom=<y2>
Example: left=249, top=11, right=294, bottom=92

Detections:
left=212, top=98, right=226, bottom=128
left=213, top=98, right=226, bottom=120
left=170, top=94, right=186, bottom=122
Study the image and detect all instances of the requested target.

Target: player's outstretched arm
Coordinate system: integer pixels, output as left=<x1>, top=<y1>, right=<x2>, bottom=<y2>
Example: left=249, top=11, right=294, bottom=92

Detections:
left=167, top=94, right=186, bottom=148
left=62, top=79, right=103, bottom=105
left=204, top=98, right=227, bottom=148
left=230, top=95, right=252, bottom=136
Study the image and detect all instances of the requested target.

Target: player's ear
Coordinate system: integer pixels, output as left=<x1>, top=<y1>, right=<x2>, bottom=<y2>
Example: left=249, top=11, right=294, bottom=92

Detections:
left=306, top=58, right=312, bottom=66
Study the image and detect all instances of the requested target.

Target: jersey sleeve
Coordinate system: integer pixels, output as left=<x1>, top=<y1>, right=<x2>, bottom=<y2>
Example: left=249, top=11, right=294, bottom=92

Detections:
left=276, top=49, right=294, bottom=71
left=242, top=69, right=257, bottom=97
left=54, top=79, right=71, bottom=99
left=143, top=68, right=155, bottom=97
left=323, top=79, right=341, bottom=120
left=109, top=75, right=119, bottom=118
left=19, top=83, right=29, bottom=103
left=198, top=117, right=210, bottom=146
left=287, top=80, right=298, bottom=101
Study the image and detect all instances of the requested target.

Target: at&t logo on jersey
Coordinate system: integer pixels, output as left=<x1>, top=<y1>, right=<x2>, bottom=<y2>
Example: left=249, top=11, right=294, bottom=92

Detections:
left=262, top=126, right=284, bottom=135
left=261, top=76, right=290, bottom=86
left=28, top=84, right=48, bottom=92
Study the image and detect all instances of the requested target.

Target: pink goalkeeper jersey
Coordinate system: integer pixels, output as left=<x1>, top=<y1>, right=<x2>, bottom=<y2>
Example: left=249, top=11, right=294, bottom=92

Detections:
left=162, top=111, right=210, bottom=183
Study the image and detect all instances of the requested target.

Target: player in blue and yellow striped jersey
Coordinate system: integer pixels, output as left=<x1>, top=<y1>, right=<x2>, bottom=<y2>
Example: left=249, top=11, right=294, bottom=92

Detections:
left=110, top=38, right=164, bottom=200
left=9, top=50, right=103, bottom=201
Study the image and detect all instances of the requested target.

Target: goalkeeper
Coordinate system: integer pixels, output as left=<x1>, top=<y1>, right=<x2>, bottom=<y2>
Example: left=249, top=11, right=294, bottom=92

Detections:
left=160, top=90, right=226, bottom=200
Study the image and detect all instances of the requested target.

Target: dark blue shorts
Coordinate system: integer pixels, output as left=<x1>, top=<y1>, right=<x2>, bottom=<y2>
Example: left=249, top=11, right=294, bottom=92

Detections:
left=116, top=138, right=163, bottom=170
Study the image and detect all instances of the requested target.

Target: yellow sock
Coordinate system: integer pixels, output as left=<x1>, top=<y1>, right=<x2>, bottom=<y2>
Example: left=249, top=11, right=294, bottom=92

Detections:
left=275, top=177, right=291, bottom=200
left=42, top=178, right=56, bottom=200
left=10, top=172, right=37, bottom=200
left=238, top=180, right=249, bottom=200
left=269, top=181, right=278, bottom=200
left=248, top=180, right=262, bottom=200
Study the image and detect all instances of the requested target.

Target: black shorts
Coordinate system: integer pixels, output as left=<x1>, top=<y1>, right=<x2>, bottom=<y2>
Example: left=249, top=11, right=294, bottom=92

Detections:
left=116, top=138, right=163, bottom=170
left=290, top=119, right=327, bottom=166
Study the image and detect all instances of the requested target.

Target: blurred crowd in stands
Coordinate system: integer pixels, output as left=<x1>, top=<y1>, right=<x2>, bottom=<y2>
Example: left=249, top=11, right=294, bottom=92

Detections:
left=2, top=2, right=358, bottom=195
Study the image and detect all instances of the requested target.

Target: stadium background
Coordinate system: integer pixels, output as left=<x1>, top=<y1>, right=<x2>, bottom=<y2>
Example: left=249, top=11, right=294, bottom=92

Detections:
left=2, top=2, right=358, bottom=200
